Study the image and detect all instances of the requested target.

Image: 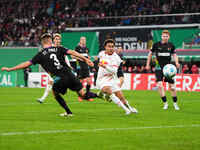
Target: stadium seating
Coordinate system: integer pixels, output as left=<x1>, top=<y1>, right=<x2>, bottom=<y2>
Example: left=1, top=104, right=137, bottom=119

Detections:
left=0, top=0, right=200, bottom=47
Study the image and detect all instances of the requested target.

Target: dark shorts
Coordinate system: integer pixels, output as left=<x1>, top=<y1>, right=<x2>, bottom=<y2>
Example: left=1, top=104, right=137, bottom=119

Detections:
left=155, top=69, right=174, bottom=84
left=78, top=68, right=90, bottom=79
left=117, top=64, right=124, bottom=78
left=117, top=69, right=124, bottom=78
left=52, top=72, right=83, bottom=95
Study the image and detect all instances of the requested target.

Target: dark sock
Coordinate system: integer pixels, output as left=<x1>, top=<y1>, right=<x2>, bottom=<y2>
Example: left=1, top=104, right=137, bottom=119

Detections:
left=88, top=92, right=97, bottom=98
left=86, top=84, right=90, bottom=93
left=83, top=91, right=98, bottom=100
left=55, top=94, right=72, bottom=114
left=172, top=96, right=177, bottom=103
left=161, top=96, right=167, bottom=103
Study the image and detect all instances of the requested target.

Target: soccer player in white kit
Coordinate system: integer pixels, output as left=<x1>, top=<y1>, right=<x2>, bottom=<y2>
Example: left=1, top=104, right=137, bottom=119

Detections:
left=37, top=33, right=71, bottom=103
left=96, top=39, right=138, bottom=115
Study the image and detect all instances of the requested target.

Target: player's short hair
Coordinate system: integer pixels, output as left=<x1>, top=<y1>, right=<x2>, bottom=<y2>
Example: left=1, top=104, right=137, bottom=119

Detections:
left=53, top=33, right=61, bottom=39
left=162, top=30, right=170, bottom=35
left=40, top=33, right=52, bottom=40
left=40, top=33, right=52, bottom=45
left=80, top=36, right=86, bottom=39
left=103, top=39, right=115, bottom=47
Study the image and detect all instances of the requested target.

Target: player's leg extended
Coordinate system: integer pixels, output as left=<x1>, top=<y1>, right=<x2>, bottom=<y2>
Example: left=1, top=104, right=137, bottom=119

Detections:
left=102, top=86, right=131, bottom=115
left=52, top=90, right=73, bottom=116
left=37, top=80, right=53, bottom=103
left=69, top=72, right=97, bottom=100
left=78, top=88, right=97, bottom=100
left=114, top=90, right=138, bottom=113
left=169, top=83, right=180, bottom=110
left=52, top=76, right=73, bottom=116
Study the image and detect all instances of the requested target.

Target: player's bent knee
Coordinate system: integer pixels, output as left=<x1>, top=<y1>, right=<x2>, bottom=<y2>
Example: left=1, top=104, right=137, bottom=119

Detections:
left=102, top=87, right=112, bottom=95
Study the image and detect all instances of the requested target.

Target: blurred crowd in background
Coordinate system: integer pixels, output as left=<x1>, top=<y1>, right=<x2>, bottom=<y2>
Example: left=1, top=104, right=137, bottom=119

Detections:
left=0, top=0, right=200, bottom=47
left=0, top=0, right=200, bottom=74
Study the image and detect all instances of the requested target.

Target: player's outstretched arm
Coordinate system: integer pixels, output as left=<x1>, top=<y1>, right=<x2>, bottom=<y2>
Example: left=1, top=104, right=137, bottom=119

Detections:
left=1, top=61, right=32, bottom=72
left=71, top=55, right=84, bottom=61
left=67, top=50, right=94, bottom=67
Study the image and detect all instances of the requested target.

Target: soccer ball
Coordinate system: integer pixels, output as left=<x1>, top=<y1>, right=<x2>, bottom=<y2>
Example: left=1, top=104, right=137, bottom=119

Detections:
left=163, top=64, right=177, bottom=78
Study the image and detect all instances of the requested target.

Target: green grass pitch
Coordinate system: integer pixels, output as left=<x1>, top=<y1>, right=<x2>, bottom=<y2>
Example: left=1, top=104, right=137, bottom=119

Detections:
left=0, top=87, right=200, bottom=150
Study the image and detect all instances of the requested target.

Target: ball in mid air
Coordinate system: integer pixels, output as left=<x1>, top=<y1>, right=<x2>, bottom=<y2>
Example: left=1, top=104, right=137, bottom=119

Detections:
left=163, top=64, right=177, bottom=78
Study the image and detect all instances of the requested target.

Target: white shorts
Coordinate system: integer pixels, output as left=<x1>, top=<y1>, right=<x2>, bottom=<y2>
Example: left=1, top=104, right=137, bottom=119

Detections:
left=96, top=77, right=121, bottom=92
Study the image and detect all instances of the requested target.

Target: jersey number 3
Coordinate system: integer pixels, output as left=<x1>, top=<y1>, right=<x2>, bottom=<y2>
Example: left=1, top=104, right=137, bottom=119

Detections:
left=50, top=54, right=61, bottom=69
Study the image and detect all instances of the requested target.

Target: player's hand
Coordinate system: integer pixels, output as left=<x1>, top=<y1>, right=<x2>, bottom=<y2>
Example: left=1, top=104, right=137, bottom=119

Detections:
left=86, top=59, right=94, bottom=67
left=98, top=62, right=106, bottom=68
left=145, top=65, right=150, bottom=70
left=176, top=63, right=180, bottom=69
left=1, top=67, right=11, bottom=72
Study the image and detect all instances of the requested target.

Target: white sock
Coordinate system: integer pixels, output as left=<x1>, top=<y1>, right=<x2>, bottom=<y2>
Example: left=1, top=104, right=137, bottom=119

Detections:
left=125, top=100, right=138, bottom=113
left=39, top=84, right=52, bottom=102
left=110, top=94, right=130, bottom=113
left=124, top=100, right=132, bottom=109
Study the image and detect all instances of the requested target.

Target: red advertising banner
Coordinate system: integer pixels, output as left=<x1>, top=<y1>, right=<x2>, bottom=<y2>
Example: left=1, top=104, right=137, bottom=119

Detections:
left=28, top=72, right=200, bottom=91
left=130, top=73, right=200, bottom=91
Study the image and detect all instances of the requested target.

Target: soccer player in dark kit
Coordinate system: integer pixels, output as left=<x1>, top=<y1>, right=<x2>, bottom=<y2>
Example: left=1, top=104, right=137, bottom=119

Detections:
left=1, top=33, right=97, bottom=117
left=116, top=46, right=125, bottom=88
left=146, top=30, right=180, bottom=110
left=74, top=36, right=93, bottom=102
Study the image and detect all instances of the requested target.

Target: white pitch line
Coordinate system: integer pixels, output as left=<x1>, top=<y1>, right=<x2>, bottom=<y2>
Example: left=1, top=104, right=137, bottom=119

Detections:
left=1, top=124, right=200, bottom=136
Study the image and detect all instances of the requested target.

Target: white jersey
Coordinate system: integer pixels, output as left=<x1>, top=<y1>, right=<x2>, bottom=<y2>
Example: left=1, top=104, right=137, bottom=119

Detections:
left=96, top=51, right=122, bottom=91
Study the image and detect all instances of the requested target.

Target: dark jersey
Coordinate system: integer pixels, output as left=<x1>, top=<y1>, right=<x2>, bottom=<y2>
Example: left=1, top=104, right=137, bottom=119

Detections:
left=151, top=41, right=176, bottom=69
left=75, top=45, right=89, bottom=70
left=117, top=52, right=124, bottom=78
left=31, top=46, right=71, bottom=76
left=117, top=52, right=123, bottom=60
